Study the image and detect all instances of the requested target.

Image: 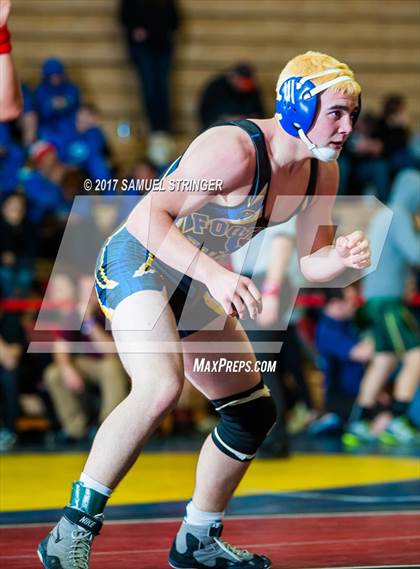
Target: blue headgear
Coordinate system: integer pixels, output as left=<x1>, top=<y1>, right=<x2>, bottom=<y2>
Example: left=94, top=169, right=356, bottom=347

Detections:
left=275, top=69, right=359, bottom=161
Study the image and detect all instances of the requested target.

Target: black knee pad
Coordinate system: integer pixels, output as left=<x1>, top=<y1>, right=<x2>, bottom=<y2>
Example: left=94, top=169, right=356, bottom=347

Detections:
left=211, top=379, right=277, bottom=462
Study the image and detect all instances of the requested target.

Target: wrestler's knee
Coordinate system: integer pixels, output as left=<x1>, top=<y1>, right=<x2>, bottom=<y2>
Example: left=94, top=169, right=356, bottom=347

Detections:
left=129, top=373, right=184, bottom=419
left=210, top=379, right=277, bottom=462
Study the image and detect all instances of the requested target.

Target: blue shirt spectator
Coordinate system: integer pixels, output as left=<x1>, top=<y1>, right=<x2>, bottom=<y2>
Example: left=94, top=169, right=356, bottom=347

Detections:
left=21, top=141, right=67, bottom=224
left=50, top=104, right=112, bottom=181
left=315, top=287, right=373, bottom=423
left=33, top=58, right=80, bottom=142
left=317, top=315, right=365, bottom=397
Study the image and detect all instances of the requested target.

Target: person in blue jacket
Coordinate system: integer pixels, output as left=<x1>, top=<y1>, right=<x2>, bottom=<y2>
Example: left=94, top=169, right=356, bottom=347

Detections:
left=33, top=58, right=80, bottom=142
left=315, top=286, right=373, bottom=433
left=52, top=103, right=112, bottom=181
left=21, top=141, right=67, bottom=225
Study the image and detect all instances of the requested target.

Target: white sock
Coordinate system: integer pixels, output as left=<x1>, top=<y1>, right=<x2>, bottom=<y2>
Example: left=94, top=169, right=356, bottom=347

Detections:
left=80, top=472, right=113, bottom=497
left=184, top=500, right=223, bottom=526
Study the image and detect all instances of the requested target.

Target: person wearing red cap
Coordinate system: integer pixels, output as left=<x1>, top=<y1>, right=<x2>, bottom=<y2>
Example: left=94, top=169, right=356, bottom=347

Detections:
left=21, top=141, right=67, bottom=227
left=0, top=0, right=22, bottom=121
left=29, top=140, right=57, bottom=164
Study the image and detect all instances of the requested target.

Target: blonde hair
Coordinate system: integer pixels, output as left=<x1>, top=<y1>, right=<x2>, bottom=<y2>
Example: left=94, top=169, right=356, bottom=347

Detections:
left=276, top=51, right=361, bottom=97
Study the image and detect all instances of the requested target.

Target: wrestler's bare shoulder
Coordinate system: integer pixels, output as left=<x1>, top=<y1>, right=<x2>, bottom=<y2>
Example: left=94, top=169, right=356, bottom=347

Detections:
left=174, top=124, right=257, bottom=193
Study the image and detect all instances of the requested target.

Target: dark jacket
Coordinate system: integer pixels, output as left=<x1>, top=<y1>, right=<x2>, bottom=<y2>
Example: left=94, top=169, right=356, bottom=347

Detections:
left=120, top=0, right=179, bottom=49
left=199, top=75, right=265, bottom=131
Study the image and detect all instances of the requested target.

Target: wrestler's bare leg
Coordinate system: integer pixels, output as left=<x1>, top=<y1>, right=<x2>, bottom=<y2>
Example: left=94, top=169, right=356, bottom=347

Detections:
left=182, top=316, right=263, bottom=512
left=83, top=290, right=184, bottom=488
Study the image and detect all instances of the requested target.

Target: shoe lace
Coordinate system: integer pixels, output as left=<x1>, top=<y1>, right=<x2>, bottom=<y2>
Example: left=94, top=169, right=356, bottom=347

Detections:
left=69, top=529, right=94, bottom=569
left=214, top=537, right=253, bottom=561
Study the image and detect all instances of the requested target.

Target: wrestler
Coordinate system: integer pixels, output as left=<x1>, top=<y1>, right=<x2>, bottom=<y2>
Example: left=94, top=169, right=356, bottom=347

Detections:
left=39, top=51, right=370, bottom=569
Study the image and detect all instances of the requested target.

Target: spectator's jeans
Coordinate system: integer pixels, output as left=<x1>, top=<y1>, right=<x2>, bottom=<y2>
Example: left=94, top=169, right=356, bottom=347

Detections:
left=128, top=43, right=173, bottom=132
left=0, top=368, right=20, bottom=433
left=43, top=355, right=128, bottom=439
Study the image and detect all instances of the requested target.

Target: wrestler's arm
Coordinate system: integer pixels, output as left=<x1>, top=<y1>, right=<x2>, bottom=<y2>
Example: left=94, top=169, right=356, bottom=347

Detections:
left=0, top=1, right=23, bottom=121
left=126, top=127, right=262, bottom=318
left=297, top=161, right=371, bottom=282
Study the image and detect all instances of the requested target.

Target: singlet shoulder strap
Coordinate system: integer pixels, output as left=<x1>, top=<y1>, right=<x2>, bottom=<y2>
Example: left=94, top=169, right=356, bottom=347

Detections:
left=293, top=158, right=318, bottom=216
left=221, top=119, right=271, bottom=199
left=306, top=158, right=319, bottom=199
left=161, top=120, right=272, bottom=199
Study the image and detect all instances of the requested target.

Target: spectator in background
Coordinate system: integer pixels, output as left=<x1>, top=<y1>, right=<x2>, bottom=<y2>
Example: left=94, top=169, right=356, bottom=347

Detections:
left=52, top=103, right=113, bottom=181
left=0, top=0, right=23, bottom=122
left=0, top=193, right=36, bottom=298
left=338, top=112, right=389, bottom=201
left=0, top=300, right=26, bottom=452
left=344, top=169, right=420, bottom=446
left=60, top=166, right=87, bottom=205
left=0, top=122, right=25, bottom=194
left=33, top=57, right=80, bottom=143
left=22, top=141, right=67, bottom=226
left=199, top=63, right=265, bottom=131
left=313, top=286, right=373, bottom=436
left=378, top=94, right=418, bottom=176
left=21, top=141, right=69, bottom=258
left=120, top=0, right=179, bottom=165
left=43, top=274, right=128, bottom=443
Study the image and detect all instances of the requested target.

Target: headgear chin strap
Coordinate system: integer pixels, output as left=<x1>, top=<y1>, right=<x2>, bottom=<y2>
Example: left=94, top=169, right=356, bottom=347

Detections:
left=298, top=129, right=340, bottom=162
left=276, top=68, right=357, bottom=162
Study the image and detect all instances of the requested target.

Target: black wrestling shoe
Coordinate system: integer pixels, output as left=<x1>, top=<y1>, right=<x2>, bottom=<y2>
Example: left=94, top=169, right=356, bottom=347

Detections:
left=168, top=521, right=272, bottom=568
